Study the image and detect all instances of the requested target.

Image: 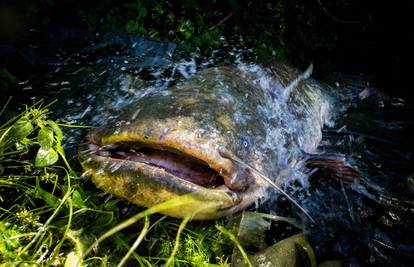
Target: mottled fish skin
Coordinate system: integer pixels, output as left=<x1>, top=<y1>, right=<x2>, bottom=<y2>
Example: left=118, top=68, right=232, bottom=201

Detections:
left=80, top=64, right=335, bottom=219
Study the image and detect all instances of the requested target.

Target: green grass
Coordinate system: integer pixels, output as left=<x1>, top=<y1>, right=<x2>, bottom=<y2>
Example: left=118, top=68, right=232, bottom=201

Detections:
left=0, top=99, right=233, bottom=266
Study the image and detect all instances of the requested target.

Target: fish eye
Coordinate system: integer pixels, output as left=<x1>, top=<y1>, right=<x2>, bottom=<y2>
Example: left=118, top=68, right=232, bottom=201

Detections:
left=240, top=135, right=252, bottom=149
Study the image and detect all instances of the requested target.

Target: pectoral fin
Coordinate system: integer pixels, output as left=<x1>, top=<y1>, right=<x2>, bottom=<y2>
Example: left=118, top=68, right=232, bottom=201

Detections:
left=304, top=153, right=360, bottom=184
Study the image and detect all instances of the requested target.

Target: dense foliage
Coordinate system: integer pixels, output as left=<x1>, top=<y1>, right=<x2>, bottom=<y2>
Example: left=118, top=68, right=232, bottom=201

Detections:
left=3, top=0, right=413, bottom=83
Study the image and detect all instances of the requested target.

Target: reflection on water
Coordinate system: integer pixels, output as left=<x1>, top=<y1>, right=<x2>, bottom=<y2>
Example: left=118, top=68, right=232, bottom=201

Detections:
left=2, top=29, right=413, bottom=266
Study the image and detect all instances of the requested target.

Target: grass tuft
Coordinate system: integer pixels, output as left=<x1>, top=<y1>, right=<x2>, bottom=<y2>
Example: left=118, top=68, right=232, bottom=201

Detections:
left=0, top=99, right=233, bottom=266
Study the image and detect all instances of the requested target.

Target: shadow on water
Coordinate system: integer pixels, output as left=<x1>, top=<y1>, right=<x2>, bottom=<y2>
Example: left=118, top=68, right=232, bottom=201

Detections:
left=1, top=29, right=413, bottom=266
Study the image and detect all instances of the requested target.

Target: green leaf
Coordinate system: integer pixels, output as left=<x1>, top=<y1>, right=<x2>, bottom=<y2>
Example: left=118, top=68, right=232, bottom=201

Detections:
left=35, top=147, right=59, bottom=167
left=56, top=144, right=65, bottom=158
left=64, top=251, right=82, bottom=267
left=0, top=222, right=25, bottom=259
left=36, top=185, right=61, bottom=208
left=138, top=5, right=147, bottom=18
left=15, top=141, right=26, bottom=151
left=126, top=20, right=139, bottom=33
left=245, top=234, right=317, bottom=267
left=46, top=120, right=63, bottom=142
left=37, top=127, right=54, bottom=148
left=72, top=190, right=86, bottom=208
left=103, top=199, right=121, bottom=211
left=10, top=117, right=33, bottom=139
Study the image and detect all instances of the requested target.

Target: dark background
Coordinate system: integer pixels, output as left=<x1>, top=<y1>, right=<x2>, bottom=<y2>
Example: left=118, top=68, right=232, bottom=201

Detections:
left=1, top=0, right=413, bottom=99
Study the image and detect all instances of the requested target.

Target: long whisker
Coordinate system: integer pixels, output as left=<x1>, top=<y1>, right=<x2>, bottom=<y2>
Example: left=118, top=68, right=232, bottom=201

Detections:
left=220, top=150, right=315, bottom=223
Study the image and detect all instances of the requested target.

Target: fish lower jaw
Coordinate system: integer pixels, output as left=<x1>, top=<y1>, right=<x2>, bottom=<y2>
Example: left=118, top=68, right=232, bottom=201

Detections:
left=80, top=150, right=246, bottom=219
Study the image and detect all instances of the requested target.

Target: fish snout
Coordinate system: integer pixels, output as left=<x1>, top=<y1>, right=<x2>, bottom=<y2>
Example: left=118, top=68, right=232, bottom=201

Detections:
left=217, top=149, right=253, bottom=191
left=224, top=168, right=252, bottom=191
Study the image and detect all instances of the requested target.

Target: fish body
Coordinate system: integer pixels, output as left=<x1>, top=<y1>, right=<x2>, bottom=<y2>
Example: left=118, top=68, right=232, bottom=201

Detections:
left=80, top=63, right=336, bottom=219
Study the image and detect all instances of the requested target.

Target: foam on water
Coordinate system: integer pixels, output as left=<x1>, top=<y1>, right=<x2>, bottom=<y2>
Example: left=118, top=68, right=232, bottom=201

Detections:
left=235, top=63, right=329, bottom=189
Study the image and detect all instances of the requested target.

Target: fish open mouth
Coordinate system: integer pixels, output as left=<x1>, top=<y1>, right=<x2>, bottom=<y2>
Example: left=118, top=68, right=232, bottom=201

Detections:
left=86, top=141, right=226, bottom=189
left=81, top=137, right=248, bottom=219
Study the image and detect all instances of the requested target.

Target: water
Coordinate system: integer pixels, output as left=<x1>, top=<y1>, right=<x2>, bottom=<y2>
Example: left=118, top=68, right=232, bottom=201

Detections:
left=305, top=86, right=414, bottom=265
left=2, top=29, right=413, bottom=266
